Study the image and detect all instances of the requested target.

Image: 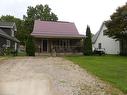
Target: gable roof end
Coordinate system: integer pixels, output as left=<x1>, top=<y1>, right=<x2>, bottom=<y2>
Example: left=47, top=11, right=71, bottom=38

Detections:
left=0, top=21, right=17, bottom=31
left=92, top=22, right=105, bottom=43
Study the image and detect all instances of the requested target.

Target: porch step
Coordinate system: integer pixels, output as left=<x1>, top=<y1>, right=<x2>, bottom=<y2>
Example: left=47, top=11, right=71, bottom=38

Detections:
left=35, top=53, right=51, bottom=56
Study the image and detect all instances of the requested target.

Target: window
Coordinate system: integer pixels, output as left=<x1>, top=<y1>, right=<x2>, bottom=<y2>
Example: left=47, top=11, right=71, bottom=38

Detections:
left=98, top=43, right=101, bottom=49
left=6, top=40, right=10, bottom=47
left=59, top=40, right=70, bottom=48
left=67, top=40, right=70, bottom=48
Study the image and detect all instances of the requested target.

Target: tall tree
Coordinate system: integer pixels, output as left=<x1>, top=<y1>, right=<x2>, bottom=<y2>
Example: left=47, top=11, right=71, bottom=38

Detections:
left=83, top=25, right=92, bottom=55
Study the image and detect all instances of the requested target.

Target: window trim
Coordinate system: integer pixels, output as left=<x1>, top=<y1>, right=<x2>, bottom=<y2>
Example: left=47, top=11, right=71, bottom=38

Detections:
left=98, top=43, right=102, bottom=49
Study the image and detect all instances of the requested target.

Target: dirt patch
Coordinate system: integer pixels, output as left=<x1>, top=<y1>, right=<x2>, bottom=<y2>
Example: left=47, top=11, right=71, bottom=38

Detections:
left=0, top=57, right=124, bottom=95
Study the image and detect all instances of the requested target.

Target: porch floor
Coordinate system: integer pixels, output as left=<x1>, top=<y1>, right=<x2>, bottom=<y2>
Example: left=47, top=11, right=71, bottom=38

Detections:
left=35, top=52, right=83, bottom=56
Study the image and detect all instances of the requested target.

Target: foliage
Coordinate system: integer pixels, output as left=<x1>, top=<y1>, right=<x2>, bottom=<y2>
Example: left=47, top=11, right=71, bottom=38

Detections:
left=66, top=55, right=127, bottom=93
left=3, top=47, right=11, bottom=55
left=83, top=25, right=92, bottom=55
left=105, top=3, right=127, bottom=39
left=24, top=4, right=58, bottom=21
left=26, top=36, right=35, bottom=56
left=2, top=47, right=18, bottom=56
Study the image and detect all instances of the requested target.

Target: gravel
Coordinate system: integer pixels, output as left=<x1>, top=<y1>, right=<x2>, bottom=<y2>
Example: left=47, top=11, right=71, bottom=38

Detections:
left=0, top=57, right=124, bottom=95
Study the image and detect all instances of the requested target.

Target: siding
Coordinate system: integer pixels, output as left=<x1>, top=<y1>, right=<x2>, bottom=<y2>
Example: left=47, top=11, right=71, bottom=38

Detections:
left=93, top=24, right=120, bottom=54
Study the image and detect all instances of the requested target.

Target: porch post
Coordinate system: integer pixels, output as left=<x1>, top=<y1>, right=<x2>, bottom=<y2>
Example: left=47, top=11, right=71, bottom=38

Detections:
left=14, top=42, right=17, bottom=51
left=51, top=40, right=53, bottom=52
left=41, top=39, right=43, bottom=53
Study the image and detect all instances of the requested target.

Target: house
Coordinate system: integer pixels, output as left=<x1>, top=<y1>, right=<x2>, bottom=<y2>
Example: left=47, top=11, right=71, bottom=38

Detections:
left=31, top=20, right=84, bottom=55
left=92, top=22, right=120, bottom=54
left=0, top=22, right=20, bottom=55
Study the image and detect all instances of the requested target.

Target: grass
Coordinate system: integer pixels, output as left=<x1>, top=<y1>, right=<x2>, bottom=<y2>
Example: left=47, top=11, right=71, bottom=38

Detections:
left=0, top=56, right=13, bottom=60
left=0, top=52, right=26, bottom=61
left=17, top=52, right=26, bottom=56
left=65, top=55, right=127, bottom=93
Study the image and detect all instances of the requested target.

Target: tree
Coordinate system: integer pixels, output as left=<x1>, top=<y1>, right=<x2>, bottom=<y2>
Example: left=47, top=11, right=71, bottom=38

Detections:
left=105, top=3, right=127, bottom=39
left=83, top=25, right=92, bottom=55
left=26, top=36, right=35, bottom=56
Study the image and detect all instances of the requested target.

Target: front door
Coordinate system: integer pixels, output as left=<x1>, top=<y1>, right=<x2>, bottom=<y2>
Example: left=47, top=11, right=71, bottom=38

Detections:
left=43, top=40, right=47, bottom=52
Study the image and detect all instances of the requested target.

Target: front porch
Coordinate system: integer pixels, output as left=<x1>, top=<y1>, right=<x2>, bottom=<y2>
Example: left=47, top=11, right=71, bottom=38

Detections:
left=35, top=38, right=83, bottom=54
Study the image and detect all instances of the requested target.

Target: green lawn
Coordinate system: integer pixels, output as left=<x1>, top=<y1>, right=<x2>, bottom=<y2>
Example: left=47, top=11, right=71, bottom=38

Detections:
left=66, top=55, right=127, bottom=93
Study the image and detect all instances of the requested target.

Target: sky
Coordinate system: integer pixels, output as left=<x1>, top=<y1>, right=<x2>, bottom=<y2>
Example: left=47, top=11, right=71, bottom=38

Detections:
left=0, top=0, right=127, bottom=34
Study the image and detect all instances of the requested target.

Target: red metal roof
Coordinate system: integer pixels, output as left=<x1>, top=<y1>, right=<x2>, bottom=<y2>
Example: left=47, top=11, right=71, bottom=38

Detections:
left=31, top=20, right=84, bottom=38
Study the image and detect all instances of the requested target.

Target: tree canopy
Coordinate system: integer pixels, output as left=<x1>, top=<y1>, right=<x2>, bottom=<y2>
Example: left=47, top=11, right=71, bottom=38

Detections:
left=105, top=3, right=127, bottom=40
left=24, top=4, right=58, bottom=21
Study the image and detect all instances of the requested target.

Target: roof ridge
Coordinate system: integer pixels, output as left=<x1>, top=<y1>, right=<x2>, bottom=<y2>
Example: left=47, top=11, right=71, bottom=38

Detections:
left=0, top=21, right=16, bottom=29
left=35, top=20, right=73, bottom=24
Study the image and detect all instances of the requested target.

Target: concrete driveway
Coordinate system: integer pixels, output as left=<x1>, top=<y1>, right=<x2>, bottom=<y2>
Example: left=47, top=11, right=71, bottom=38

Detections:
left=0, top=57, right=124, bottom=95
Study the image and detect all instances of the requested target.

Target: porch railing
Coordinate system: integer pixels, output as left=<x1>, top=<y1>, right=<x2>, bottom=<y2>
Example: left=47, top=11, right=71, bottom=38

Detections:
left=53, top=46, right=83, bottom=53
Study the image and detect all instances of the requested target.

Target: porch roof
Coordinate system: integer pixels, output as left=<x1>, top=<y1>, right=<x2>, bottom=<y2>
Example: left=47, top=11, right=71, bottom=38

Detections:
left=31, top=20, right=84, bottom=38
left=31, top=33, right=84, bottom=39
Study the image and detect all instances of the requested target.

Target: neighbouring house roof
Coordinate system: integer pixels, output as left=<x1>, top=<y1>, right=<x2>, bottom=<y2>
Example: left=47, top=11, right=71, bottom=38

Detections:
left=0, top=21, right=17, bottom=31
left=31, top=20, right=84, bottom=38
left=92, top=22, right=105, bottom=44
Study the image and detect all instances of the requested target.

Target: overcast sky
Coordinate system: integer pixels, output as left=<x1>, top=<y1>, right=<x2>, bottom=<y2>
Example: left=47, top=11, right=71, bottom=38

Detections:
left=0, top=0, right=127, bottom=34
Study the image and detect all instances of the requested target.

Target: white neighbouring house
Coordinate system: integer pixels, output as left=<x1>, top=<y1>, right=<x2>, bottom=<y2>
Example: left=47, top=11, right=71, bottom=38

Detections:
left=92, top=22, right=120, bottom=54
